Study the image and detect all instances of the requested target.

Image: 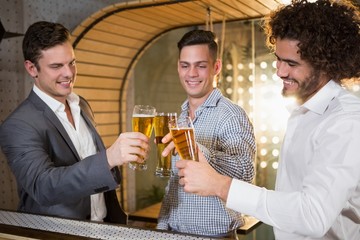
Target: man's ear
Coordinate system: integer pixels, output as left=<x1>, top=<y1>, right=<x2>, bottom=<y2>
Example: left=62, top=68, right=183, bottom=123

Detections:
left=214, top=59, right=222, bottom=75
left=24, top=60, right=38, bottom=78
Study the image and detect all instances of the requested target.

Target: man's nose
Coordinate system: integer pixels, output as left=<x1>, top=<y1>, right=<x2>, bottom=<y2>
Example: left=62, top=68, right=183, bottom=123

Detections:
left=276, top=61, right=289, bottom=78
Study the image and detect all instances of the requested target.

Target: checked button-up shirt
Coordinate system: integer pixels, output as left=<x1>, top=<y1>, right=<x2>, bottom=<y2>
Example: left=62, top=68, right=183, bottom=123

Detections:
left=157, top=88, right=256, bottom=236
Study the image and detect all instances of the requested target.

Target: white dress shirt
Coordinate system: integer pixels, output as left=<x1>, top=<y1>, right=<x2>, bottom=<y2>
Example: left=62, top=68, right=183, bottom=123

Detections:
left=33, top=86, right=106, bottom=222
left=226, top=80, right=360, bottom=239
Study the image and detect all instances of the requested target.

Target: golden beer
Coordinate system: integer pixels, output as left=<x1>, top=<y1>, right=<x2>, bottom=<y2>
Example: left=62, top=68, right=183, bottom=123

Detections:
left=129, top=104, right=156, bottom=171
left=132, top=115, right=154, bottom=138
left=154, top=113, right=175, bottom=177
left=170, top=127, right=198, bottom=161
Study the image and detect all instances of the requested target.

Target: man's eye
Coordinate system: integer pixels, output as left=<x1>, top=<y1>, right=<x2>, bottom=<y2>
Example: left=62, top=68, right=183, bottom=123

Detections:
left=288, top=62, right=296, bottom=67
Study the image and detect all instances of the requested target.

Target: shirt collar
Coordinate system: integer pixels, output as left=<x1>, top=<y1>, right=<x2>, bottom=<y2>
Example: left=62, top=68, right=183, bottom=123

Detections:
left=302, top=80, right=341, bottom=115
left=181, top=88, right=221, bottom=113
left=33, top=85, right=79, bottom=112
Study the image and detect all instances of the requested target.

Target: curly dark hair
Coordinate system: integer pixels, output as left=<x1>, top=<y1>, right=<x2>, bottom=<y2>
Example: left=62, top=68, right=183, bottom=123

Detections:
left=22, top=21, right=71, bottom=70
left=263, top=0, right=360, bottom=83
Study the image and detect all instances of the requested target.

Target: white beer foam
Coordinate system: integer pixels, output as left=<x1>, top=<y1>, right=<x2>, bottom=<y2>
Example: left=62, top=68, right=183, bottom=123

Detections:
left=133, top=114, right=155, bottom=117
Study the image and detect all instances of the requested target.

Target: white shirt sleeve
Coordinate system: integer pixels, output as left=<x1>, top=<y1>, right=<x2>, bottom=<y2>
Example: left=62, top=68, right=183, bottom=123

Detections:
left=226, top=116, right=360, bottom=238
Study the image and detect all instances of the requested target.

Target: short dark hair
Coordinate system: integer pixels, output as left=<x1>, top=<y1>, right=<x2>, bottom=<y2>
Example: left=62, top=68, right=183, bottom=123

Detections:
left=263, top=0, right=360, bottom=83
left=177, top=29, right=218, bottom=61
left=22, top=21, right=71, bottom=69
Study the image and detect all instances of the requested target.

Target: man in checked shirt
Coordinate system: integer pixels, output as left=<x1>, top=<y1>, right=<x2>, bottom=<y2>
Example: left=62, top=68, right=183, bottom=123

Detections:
left=156, top=29, right=256, bottom=238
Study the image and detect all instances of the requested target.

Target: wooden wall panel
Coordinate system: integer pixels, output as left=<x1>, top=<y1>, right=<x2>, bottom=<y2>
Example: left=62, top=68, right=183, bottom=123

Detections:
left=94, top=21, right=153, bottom=40
left=119, top=11, right=171, bottom=28
left=97, top=124, right=120, bottom=136
left=89, top=101, right=120, bottom=112
left=155, top=6, right=198, bottom=23
left=84, top=29, right=146, bottom=48
left=102, top=135, right=118, bottom=148
left=234, top=0, right=274, bottom=14
left=253, top=0, right=279, bottom=9
left=75, top=39, right=138, bottom=57
left=75, top=88, right=120, bottom=101
left=128, top=8, right=183, bottom=26
left=94, top=112, right=120, bottom=124
left=76, top=75, right=123, bottom=89
left=163, top=4, right=204, bottom=22
left=76, top=63, right=126, bottom=78
left=107, top=15, right=159, bottom=33
left=75, top=50, right=131, bottom=68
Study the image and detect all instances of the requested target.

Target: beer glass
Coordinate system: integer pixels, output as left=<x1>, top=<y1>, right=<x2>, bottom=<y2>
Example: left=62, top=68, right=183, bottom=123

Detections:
left=154, top=112, right=177, bottom=177
left=169, top=116, right=198, bottom=161
left=129, top=105, right=156, bottom=170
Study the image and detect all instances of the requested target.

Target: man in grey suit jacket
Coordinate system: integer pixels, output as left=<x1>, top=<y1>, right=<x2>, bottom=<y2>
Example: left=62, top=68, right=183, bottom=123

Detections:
left=0, top=21, right=150, bottom=224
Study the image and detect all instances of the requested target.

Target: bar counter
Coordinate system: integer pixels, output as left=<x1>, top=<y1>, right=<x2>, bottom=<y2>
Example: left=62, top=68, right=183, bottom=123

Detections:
left=0, top=210, right=211, bottom=240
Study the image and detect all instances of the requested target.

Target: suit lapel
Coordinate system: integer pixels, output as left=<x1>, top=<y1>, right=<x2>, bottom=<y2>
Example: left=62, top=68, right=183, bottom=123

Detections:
left=28, top=91, right=81, bottom=161
left=79, top=96, right=105, bottom=151
left=81, top=111, right=105, bottom=151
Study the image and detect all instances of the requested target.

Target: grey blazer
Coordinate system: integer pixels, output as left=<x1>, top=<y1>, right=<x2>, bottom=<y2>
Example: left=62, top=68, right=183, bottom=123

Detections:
left=0, top=90, right=127, bottom=224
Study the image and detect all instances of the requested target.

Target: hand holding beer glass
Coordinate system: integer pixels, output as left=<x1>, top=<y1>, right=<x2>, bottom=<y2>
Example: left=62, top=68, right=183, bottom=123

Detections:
left=169, top=116, right=199, bottom=161
left=154, top=112, right=177, bottom=177
left=129, top=105, right=156, bottom=171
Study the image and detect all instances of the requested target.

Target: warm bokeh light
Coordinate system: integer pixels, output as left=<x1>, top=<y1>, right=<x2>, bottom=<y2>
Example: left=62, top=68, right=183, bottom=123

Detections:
left=226, top=64, right=233, bottom=70
left=248, top=75, right=255, bottom=82
left=272, top=149, right=280, bottom=157
left=260, top=124, right=267, bottom=131
left=260, top=148, right=267, bottom=156
left=352, top=85, right=360, bottom=92
left=260, top=61, right=267, bottom=69
left=272, top=136, right=280, bottom=144
left=260, top=161, right=268, bottom=168
left=226, top=88, right=233, bottom=94
left=272, top=61, right=277, bottom=69
left=272, top=161, right=279, bottom=169
left=261, top=74, right=268, bottom=81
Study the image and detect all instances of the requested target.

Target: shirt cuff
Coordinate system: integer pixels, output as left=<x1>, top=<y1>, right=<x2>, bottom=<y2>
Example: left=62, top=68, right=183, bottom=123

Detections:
left=226, top=179, right=262, bottom=216
left=156, top=222, right=169, bottom=230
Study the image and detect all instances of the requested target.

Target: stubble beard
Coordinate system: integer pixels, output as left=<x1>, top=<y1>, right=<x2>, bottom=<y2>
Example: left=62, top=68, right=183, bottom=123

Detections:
left=282, top=69, right=321, bottom=103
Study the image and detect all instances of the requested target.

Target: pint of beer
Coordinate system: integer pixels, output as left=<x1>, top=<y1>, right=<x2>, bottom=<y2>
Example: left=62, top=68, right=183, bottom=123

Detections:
left=169, top=116, right=198, bottom=161
left=129, top=105, right=156, bottom=171
left=154, top=112, right=176, bottom=177
left=132, top=115, right=154, bottom=138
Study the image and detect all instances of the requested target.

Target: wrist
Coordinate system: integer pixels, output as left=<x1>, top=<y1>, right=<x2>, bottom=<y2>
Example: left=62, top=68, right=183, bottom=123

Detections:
left=106, top=148, right=116, bottom=169
left=216, top=175, right=232, bottom=202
